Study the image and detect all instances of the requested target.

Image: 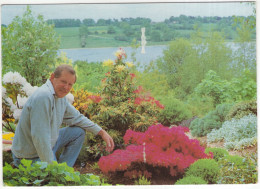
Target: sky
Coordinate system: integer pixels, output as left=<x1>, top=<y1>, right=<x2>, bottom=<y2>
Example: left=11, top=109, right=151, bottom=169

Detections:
left=0, top=0, right=255, bottom=25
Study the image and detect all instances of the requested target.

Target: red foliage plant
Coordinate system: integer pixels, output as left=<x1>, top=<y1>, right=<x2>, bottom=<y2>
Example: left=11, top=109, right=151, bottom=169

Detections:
left=98, top=124, right=213, bottom=178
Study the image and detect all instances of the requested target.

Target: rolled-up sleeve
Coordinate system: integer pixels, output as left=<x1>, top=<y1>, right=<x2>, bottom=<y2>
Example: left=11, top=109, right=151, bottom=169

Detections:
left=63, top=102, right=102, bottom=135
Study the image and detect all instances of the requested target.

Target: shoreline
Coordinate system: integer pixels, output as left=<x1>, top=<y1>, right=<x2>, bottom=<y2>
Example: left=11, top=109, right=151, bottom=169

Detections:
left=59, top=44, right=168, bottom=50
left=59, top=40, right=256, bottom=51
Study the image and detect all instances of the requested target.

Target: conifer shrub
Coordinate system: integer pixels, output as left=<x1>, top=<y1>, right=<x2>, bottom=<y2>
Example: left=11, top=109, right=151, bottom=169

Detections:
left=222, top=155, right=246, bottom=167
left=175, top=176, right=207, bottom=185
left=185, top=159, right=220, bottom=184
left=226, top=100, right=257, bottom=120
left=158, top=97, right=193, bottom=126
left=190, top=103, right=233, bottom=137
left=205, top=148, right=229, bottom=162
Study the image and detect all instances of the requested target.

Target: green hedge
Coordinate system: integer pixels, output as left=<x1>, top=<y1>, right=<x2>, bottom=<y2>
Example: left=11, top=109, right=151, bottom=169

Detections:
left=158, top=97, right=193, bottom=126
left=185, top=159, right=220, bottom=184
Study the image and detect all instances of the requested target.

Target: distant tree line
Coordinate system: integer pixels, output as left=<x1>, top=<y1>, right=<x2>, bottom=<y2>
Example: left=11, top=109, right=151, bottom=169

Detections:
left=46, top=17, right=152, bottom=27
left=46, top=18, right=82, bottom=27
left=46, top=15, right=253, bottom=28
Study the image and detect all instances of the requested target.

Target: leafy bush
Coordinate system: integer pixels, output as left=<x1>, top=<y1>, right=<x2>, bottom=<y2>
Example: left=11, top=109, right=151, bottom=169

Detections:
left=218, top=154, right=257, bottom=184
left=90, top=49, right=164, bottom=137
left=186, top=94, right=215, bottom=117
left=205, top=148, right=229, bottom=162
left=3, top=159, right=108, bottom=186
left=195, top=70, right=231, bottom=105
left=185, top=159, right=220, bottom=184
left=73, top=61, right=108, bottom=92
left=190, top=103, right=233, bottom=137
left=3, top=151, right=13, bottom=165
left=134, top=176, right=151, bottom=185
left=207, top=114, right=257, bottom=150
left=158, top=97, right=193, bottom=126
left=98, top=124, right=212, bottom=178
left=223, top=155, right=246, bottom=167
left=226, top=100, right=257, bottom=120
left=175, top=176, right=207, bottom=185
left=71, top=88, right=101, bottom=118
left=229, top=69, right=256, bottom=101
left=195, top=70, right=256, bottom=106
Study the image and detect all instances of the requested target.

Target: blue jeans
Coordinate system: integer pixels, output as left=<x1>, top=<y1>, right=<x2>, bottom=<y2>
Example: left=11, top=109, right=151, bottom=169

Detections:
left=12, top=126, right=85, bottom=167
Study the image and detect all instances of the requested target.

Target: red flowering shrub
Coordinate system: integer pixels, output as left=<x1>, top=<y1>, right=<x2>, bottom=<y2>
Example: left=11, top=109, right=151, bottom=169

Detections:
left=98, top=124, right=213, bottom=178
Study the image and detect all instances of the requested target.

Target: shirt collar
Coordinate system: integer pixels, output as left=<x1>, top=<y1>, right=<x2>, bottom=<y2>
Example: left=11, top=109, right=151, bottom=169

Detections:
left=46, top=79, right=57, bottom=97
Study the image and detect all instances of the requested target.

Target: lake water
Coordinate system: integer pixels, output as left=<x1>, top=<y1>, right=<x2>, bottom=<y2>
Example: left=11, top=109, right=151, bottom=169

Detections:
left=58, top=43, right=255, bottom=70
left=59, top=45, right=167, bottom=65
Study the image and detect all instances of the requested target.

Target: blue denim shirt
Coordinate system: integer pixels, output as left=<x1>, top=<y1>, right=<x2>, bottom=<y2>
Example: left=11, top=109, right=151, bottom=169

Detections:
left=11, top=80, right=102, bottom=164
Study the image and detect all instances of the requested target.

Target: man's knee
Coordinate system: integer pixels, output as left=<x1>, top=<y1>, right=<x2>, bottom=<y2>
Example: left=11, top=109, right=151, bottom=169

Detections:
left=69, top=126, right=85, bottom=138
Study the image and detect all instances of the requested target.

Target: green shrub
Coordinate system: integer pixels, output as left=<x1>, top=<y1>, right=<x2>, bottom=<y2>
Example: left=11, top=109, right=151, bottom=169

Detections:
left=205, top=148, right=229, bottom=162
left=186, top=94, right=215, bottom=118
left=190, top=103, right=233, bottom=137
left=194, top=70, right=231, bottom=105
left=3, top=159, right=108, bottom=186
left=226, top=100, right=257, bottom=120
left=175, top=176, right=207, bottom=185
left=218, top=154, right=257, bottom=184
left=158, top=97, right=193, bottom=126
left=222, top=155, right=246, bottom=167
left=3, top=151, right=13, bottom=165
left=73, top=61, right=108, bottom=92
left=134, top=176, right=151, bottom=185
left=185, top=159, right=220, bottom=184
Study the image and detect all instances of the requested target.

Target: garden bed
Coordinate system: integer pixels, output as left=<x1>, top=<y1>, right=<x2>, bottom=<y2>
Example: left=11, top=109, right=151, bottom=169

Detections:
left=74, top=132, right=257, bottom=185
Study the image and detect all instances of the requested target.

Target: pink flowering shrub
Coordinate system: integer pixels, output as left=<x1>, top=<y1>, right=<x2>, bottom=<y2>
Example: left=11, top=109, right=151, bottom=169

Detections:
left=98, top=124, right=213, bottom=178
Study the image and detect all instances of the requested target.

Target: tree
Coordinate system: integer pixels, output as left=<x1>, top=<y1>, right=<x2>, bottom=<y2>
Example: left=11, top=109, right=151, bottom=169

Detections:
left=82, top=18, right=95, bottom=26
left=232, top=5, right=256, bottom=75
left=2, top=6, right=60, bottom=86
left=79, top=25, right=88, bottom=47
left=107, top=26, right=116, bottom=34
left=157, top=38, right=193, bottom=89
left=150, top=31, right=161, bottom=42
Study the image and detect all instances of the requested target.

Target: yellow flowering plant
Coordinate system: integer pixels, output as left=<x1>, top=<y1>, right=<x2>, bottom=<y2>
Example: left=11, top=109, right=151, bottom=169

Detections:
left=90, top=48, right=164, bottom=141
left=2, top=132, right=15, bottom=141
left=70, top=88, right=101, bottom=119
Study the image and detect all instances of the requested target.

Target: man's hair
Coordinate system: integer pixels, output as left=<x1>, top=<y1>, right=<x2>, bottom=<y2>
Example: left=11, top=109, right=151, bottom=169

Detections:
left=53, top=64, right=77, bottom=82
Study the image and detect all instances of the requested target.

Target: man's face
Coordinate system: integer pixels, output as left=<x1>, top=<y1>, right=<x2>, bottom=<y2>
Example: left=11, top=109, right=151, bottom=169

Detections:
left=50, top=70, right=76, bottom=98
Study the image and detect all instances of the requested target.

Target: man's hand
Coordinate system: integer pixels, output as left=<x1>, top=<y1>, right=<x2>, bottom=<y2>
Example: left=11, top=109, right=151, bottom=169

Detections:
left=98, top=129, right=114, bottom=152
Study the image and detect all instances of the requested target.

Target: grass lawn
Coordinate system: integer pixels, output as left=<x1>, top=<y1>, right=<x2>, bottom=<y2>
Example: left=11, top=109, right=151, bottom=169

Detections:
left=54, top=24, right=239, bottom=49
